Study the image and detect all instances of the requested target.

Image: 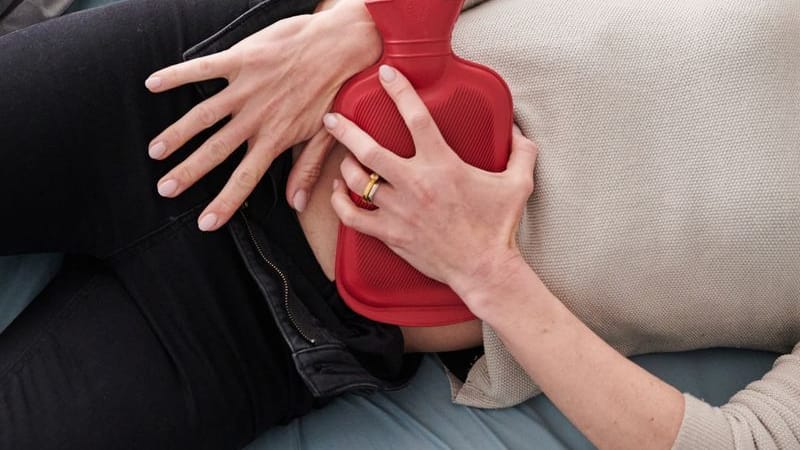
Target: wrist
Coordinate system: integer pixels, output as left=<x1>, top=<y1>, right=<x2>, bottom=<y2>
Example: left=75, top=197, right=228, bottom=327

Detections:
left=451, top=251, right=551, bottom=323
left=315, top=0, right=381, bottom=72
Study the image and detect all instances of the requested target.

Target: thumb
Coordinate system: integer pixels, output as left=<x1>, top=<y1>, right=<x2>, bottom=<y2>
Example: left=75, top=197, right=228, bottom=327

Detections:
left=506, top=124, right=538, bottom=180
left=286, top=127, right=336, bottom=212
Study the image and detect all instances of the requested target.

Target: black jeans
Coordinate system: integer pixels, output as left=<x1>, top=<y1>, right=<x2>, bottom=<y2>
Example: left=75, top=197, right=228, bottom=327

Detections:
left=0, top=0, right=323, bottom=448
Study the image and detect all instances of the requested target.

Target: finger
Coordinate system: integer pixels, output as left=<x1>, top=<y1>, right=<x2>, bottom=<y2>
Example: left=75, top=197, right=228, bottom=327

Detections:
left=156, top=118, right=252, bottom=198
left=148, top=88, right=240, bottom=160
left=339, top=154, right=397, bottom=209
left=145, top=53, right=231, bottom=93
left=285, top=127, right=336, bottom=212
left=322, top=113, right=407, bottom=183
left=196, top=139, right=278, bottom=231
left=330, top=178, right=385, bottom=240
left=377, top=65, right=447, bottom=155
left=505, top=129, right=539, bottom=190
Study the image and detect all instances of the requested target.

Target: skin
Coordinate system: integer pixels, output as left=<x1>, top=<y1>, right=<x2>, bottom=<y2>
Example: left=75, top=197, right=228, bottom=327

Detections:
left=148, top=1, right=686, bottom=448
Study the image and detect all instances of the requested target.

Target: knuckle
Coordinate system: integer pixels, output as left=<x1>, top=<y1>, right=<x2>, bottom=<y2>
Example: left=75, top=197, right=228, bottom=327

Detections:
left=342, top=166, right=359, bottom=187
left=385, top=228, right=410, bottom=248
left=514, top=172, right=533, bottom=191
left=198, top=58, right=214, bottom=76
left=194, top=104, right=217, bottom=128
left=164, top=127, right=182, bottom=148
left=408, top=217, right=424, bottom=234
left=333, top=123, right=347, bottom=140
left=362, top=145, right=385, bottom=168
left=404, top=208, right=425, bottom=230
left=241, top=46, right=263, bottom=67
left=413, top=180, right=436, bottom=207
left=421, top=187, right=437, bottom=207
left=216, top=195, right=238, bottom=215
left=339, top=208, right=358, bottom=228
left=524, top=140, right=538, bottom=155
left=298, top=163, right=322, bottom=183
left=291, top=162, right=322, bottom=183
left=395, top=83, right=414, bottom=99
left=178, top=164, right=196, bottom=184
left=234, top=169, right=259, bottom=191
left=204, top=138, right=229, bottom=164
left=515, top=174, right=535, bottom=195
left=407, top=112, right=433, bottom=133
left=338, top=157, right=350, bottom=174
left=439, top=163, right=459, bottom=180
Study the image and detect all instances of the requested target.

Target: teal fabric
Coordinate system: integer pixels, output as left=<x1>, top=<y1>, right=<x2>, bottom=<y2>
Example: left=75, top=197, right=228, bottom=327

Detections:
left=0, top=254, right=62, bottom=333
left=252, top=350, right=777, bottom=450
left=1, top=1, right=779, bottom=448
left=65, top=0, right=121, bottom=13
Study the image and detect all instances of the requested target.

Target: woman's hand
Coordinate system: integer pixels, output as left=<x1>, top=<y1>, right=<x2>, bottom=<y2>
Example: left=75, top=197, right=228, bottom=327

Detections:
left=145, top=0, right=380, bottom=231
left=325, top=65, right=539, bottom=319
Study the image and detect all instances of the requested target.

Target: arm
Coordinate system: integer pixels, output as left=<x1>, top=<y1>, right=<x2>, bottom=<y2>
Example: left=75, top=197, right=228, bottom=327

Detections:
left=324, top=65, right=685, bottom=450
left=459, top=259, right=685, bottom=450
left=672, top=343, right=800, bottom=449
left=457, top=260, right=800, bottom=449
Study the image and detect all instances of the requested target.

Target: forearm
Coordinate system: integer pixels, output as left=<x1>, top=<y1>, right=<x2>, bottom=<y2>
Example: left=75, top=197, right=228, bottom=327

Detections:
left=458, top=261, right=685, bottom=450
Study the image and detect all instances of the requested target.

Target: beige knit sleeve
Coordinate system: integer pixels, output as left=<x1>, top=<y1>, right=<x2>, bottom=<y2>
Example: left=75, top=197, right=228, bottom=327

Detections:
left=672, top=343, right=800, bottom=450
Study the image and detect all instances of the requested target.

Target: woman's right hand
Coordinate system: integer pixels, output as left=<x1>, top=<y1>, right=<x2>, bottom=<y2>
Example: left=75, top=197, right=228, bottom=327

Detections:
left=328, top=66, right=538, bottom=319
left=145, top=0, right=380, bottom=231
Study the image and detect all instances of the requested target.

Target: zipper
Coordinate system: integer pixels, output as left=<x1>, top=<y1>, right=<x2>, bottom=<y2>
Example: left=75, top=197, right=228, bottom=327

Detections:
left=240, top=210, right=316, bottom=345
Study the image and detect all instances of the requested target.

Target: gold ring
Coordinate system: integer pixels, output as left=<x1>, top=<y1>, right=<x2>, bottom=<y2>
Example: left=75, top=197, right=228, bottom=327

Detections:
left=362, top=173, right=381, bottom=204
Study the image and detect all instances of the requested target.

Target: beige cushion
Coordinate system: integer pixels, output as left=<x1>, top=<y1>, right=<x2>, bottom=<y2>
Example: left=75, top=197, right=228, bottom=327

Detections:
left=449, top=0, right=800, bottom=408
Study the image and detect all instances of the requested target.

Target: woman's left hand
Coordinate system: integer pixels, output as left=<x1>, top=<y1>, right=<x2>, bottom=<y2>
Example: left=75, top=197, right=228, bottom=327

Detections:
left=326, top=65, right=538, bottom=316
left=145, top=0, right=380, bottom=231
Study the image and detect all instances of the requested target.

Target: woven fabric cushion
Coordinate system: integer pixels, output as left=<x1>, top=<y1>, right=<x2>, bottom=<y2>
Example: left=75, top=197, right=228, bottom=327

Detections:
left=449, top=0, right=800, bottom=407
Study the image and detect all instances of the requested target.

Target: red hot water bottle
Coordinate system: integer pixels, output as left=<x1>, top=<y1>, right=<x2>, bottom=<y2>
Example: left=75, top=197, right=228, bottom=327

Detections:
left=334, top=0, right=513, bottom=326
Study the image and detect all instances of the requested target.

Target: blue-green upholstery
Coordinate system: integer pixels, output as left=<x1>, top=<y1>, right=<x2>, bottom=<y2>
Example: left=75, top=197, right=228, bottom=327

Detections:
left=1, top=1, right=779, bottom=448
left=0, top=254, right=62, bottom=333
left=0, top=254, right=777, bottom=449
left=251, top=350, right=776, bottom=450
left=66, top=0, right=121, bottom=12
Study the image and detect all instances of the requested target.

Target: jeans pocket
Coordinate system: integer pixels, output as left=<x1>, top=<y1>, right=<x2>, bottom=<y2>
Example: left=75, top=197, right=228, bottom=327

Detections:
left=181, top=0, right=321, bottom=100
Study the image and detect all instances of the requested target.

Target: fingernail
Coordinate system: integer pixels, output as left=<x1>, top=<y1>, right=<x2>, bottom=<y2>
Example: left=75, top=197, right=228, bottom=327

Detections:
left=149, top=141, right=167, bottom=159
left=145, top=76, right=162, bottom=90
left=333, top=179, right=340, bottom=190
left=292, top=190, right=308, bottom=213
left=379, top=65, right=396, bottom=82
left=323, top=113, right=338, bottom=129
left=157, top=179, right=179, bottom=197
left=198, top=213, right=218, bottom=232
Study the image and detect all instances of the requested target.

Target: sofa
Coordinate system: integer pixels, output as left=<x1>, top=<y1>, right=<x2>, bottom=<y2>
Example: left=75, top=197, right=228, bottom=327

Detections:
left=0, top=0, right=780, bottom=448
